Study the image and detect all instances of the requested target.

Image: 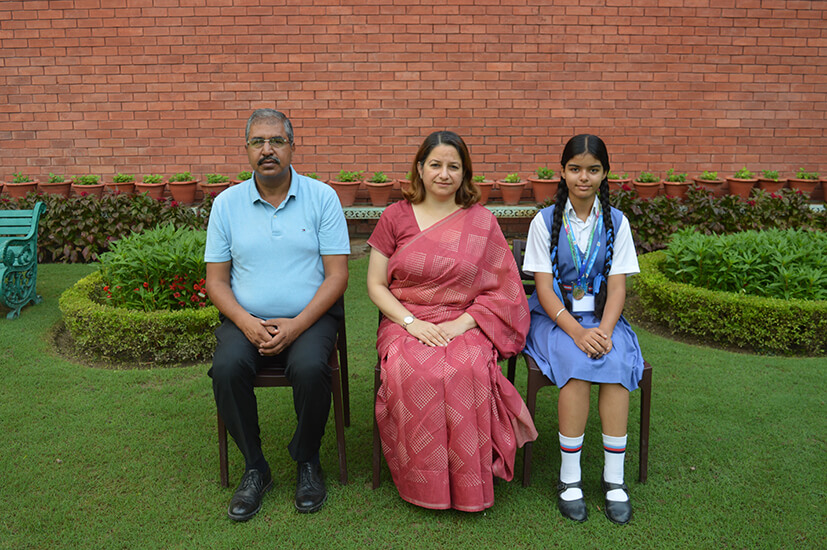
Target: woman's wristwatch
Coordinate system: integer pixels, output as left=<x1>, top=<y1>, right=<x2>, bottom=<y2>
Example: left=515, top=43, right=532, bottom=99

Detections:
left=401, top=315, right=415, bottom=328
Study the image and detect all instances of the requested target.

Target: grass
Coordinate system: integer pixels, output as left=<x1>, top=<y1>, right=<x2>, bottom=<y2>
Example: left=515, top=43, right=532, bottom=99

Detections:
left=0, top=258, right=825, bottom=549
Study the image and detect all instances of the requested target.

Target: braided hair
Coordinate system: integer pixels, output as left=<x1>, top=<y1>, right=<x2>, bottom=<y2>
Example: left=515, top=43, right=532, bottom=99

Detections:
left=550, top=134, right=616, bottom=319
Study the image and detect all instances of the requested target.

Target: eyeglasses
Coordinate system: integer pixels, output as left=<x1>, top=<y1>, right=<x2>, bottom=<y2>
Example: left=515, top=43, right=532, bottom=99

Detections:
left=246, top=136, right=291, bottom=149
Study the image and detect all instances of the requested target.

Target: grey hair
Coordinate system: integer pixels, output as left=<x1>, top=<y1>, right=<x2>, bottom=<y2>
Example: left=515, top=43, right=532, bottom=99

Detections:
left=245, top=109, right=294, bottom=143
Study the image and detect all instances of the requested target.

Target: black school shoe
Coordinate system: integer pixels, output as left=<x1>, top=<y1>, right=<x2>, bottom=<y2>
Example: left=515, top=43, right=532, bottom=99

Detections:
left=295, top=461, right=327, bottom=513
left=228, top=468, right=273, bottom=521
left=601, top=476, right=632, bottom=525
left=557, top=480, right=588, bottom=522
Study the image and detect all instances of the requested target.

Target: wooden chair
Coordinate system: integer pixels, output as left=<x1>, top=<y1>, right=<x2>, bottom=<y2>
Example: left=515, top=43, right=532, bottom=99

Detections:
left=217, top=300, right=349, bottom=487
left=371, top=313, right=385, bottom=489
left=506, top=239, right=652, bottom=486
left=0, top=202, right=46, bottom=319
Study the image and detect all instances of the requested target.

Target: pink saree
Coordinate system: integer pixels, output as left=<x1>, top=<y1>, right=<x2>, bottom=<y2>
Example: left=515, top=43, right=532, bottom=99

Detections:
left=375, top=204, right=537, bottom=511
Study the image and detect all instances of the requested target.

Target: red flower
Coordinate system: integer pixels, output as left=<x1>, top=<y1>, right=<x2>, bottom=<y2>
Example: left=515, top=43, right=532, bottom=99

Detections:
left=174, top=292, right=181, bottom=298
left=103, top=285, right=109, bottom=291
left=179, top=301, right=185, bottom=306
left=143, top=282, right=149, bottom=288
left=198, top=302, right=206, bottom=307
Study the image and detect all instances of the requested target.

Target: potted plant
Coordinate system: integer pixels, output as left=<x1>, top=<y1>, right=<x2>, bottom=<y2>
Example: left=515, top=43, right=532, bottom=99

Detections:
left=497, top=173, right=525, bottom=205
left=662, top=169, right=689, bottom=199
left=757, top=169, right=786, bottom=193
left=107, top=173, right=136, bottom=194
left=135, top=174, right=166, bottom=199
left=725, top=167, right=757, bottom=199
left=233, top=171, right=252, bottom=185
left=365, top=171, right=393, bottom=206
left=167, top=171, right=198, bottom=203
left=3, top=172, right=38, bottom=199
left=38, top=172, right=72, bottom=198
left=472, top=174, right=494, bottom=205
left=693, top=170, right=725, bottom=197
left=327, top=170, right=364, bottom=207
left=200, top=173, right=231, bottom=197
left=528, top=167, right=559, bottom=203
left=633, top=171, right=660, bottom=199
left=71, top=174, right=105, bottom=198
left=788, top=168, right=819, bottom=196
left=607, top=171, right=631, bottom=189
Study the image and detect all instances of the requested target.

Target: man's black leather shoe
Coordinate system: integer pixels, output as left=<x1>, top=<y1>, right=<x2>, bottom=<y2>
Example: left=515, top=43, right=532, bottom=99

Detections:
left=227, top=468, right=273, bottom=521
left=295, top=461, right=327, bottom=513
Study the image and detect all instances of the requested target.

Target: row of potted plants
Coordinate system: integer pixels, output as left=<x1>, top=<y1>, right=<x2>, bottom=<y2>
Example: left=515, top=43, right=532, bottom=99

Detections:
left=620, top=168, right=823, bottom=200
left=0, top=171, right=254, bottom=203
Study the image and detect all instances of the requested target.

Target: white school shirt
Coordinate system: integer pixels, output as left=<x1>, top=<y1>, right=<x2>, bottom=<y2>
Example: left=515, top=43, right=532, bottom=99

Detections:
left=522, top=197, right=640, bottom=277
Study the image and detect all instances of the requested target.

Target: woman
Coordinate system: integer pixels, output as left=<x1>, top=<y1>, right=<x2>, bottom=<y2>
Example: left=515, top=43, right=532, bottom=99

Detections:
left=366, top=130, right=537, bottom=511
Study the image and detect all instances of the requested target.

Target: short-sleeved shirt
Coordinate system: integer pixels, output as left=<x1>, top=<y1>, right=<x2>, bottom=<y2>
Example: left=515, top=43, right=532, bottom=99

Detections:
left=204, top=168, right=350, bottom=319
left=366, top=201, right=420, bottom=259
left=522, top=197, right=639, bottom=277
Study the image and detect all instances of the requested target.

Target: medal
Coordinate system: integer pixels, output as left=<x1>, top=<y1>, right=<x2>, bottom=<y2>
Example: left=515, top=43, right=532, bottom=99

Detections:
left=572, top=284, right=586, bottom=300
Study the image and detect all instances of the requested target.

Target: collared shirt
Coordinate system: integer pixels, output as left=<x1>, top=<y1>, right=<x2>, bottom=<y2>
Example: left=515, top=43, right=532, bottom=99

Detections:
left=204, top=167, right=350, bottom=319
left=522, top=197, right=639, bottom=277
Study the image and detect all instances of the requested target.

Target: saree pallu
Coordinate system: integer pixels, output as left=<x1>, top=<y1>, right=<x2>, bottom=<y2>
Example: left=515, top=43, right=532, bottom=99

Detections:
left=376, top=205, right=537, bottom=511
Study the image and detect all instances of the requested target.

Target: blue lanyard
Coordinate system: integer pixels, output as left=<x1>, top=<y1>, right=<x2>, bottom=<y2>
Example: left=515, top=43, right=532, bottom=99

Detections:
left=562, top=204, right=603, bottom=286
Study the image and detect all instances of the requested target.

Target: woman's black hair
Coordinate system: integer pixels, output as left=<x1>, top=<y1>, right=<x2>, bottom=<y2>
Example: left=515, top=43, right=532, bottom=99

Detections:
left=549, top=134, right=615, bottom=319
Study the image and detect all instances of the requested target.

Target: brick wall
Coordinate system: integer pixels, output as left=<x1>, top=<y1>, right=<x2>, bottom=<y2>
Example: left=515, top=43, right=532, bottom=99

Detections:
left=1, top=0, right=825, bottom=183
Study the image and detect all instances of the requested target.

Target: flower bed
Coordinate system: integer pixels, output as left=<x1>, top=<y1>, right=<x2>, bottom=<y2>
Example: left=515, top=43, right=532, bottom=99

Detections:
left=633, top=251, right=827, bottom=355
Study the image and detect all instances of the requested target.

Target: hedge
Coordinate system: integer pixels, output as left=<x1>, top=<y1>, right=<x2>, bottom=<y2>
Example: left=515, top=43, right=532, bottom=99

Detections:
left=59, top=271, right=219, bottom=365
left=633, top=251, right=827, bottom=355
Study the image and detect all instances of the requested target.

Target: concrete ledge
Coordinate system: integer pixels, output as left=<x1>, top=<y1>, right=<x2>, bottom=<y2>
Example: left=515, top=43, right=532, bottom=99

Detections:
left=343, top=204, right=539, bottom=220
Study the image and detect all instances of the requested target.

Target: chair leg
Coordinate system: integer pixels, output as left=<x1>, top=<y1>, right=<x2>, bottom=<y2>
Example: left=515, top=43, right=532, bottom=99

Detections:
left=638, top=361, right=652, bottom=483
left=506, top=355, right=517, bottom=384
left=372, top=361, right=382, bottom=489
left=338, top=317, right=350, bottom=427
left=522, top=362, right=543, bottom=488
left=217, top=412, right=229, bottom=488
left=330, top=355, right=348, bottom=485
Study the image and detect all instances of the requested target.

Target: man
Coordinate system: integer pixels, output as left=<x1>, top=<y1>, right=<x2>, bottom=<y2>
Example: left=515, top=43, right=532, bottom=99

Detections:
left=205, top=109, right=349, bottom=520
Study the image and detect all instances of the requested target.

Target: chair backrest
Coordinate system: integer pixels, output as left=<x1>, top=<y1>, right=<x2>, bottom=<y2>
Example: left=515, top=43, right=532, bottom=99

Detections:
left=511, top=239, right=535, bottom=295
left=0, top=202, right=45, bottom=239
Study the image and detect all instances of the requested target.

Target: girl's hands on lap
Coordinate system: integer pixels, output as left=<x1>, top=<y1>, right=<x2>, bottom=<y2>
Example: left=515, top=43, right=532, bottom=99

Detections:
left=574, top=326, right=611, bottom=359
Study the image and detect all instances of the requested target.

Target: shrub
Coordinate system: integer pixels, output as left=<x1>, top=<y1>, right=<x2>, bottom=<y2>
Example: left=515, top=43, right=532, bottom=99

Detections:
left=795, top=168, right=819, bottom=180
left=168, top=172, right=194, bottom=183
left=369, top=171, right=389, bottom=184
left=663, top=228, right=827, bottom=301
left=760, top=169, right=779, bottom=181
left=336, top=170, right=364, bottom=182
left=99, top=224, right=209, bottom=311
left=59, top=271, right=219, bottom=364
left=72, top=174, right=100, bottom=185
left=665, top=169, right=687, bottom=183
left=608, top=171, right=629, bottom=180
left=0, top=192, right=212, bottom=263
left=636, top=171, right=659, bottom=183
left=48, top=173, right=65, bottom=183
left=633, top=251, right=827, bottom=355
left=699, top=170, right=719, bottom=181
left=535, top=167, right=555, bottom=179
left=733, top=167, right=754, bottom=179
left=205, top=173, right=229, bottom=184
left=502, top=173, right=521, bottom=183
left=473, top=175, right=486, bottom=183
left=113, top=173, right=135, bottom=183
left=143, top=174, right=163, bottom=184
left=306, top=172, right=318, bottom=180
left=237, top=171, right=252, bottom=181
left=11, top=172, right=32, bottom=183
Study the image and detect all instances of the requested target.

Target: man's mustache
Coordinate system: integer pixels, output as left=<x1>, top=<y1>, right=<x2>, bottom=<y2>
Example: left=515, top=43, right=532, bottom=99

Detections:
left=258, top=156, right=280, bottom=166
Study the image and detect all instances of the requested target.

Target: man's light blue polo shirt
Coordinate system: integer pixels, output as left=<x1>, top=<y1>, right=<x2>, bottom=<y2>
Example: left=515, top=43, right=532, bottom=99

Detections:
left=204, top=167, right=350, bottom=319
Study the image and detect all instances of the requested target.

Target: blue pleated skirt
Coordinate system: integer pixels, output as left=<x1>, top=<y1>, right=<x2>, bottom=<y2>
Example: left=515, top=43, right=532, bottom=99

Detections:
left=524, top=310, right=644, bottom=391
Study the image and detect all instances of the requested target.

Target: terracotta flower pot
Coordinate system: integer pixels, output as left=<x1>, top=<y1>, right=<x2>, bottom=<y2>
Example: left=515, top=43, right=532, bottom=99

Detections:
left=475, top=181, right=493, bottom=205
left=608, top=177, right=632, bottom=190
left=135, top=182, right=167, bottom=199
left=663, top=181, right=690, bottom=200
left=105, top=182, right=136, bottom=194
left=327, top=180, right=361, bottom=207
left=633, top=181, right=661, bottom=199
left=756, top=178, right=786, bottom=193
left=72, top=183, right=105, bottom=198
left=3, top=181, right=39, bottom=199
left=199, top=182, right=231, bottom=198
left=725, top=177, right=757, bottom=199
left=38, top=180, right=72, bottom=198
left=787, top=178, right=819, bottom=196
left=497, top=181, right=526, bottom=205
left=167, top=180, right=199, bottom=204
left=528, top=177, right=559, bottom=204
left=365, top=181, right=393, bottom=206
left=693, top=177, right=725, bottom=197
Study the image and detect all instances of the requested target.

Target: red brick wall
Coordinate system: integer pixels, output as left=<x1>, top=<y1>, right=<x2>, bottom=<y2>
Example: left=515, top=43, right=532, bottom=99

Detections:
left=1, top=0, right=825, bottom=183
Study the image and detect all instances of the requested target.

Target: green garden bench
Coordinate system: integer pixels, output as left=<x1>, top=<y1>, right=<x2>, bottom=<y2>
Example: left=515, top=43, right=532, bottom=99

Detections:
left=0, top=202, right=46, bottom=319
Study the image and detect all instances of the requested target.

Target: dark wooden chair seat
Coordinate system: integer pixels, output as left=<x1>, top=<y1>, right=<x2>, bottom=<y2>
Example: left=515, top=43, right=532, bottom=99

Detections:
left=217, top=301, right=349, bottom=486
left=506, top=239, right=652, bottom=486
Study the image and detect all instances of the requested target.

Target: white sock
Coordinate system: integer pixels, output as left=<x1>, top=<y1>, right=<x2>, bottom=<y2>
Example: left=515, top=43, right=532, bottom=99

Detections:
left=602, top=433, right=628, bottom=502
left=559, top=433, right=584, bottom=501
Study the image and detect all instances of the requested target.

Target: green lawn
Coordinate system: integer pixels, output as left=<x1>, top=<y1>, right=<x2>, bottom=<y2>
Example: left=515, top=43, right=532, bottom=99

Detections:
left=0, top=258, right=824, bottom=549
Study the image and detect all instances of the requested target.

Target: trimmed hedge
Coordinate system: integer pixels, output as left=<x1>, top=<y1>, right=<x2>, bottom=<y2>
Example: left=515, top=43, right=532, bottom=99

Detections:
left=633, top=251, right=827, bottom=355
left=59, top=271, right=219, bottom=364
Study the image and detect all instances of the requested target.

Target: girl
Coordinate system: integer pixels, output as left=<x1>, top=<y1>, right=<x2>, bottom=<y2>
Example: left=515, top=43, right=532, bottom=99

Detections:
left=522, top=134, right=644, bottom=524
